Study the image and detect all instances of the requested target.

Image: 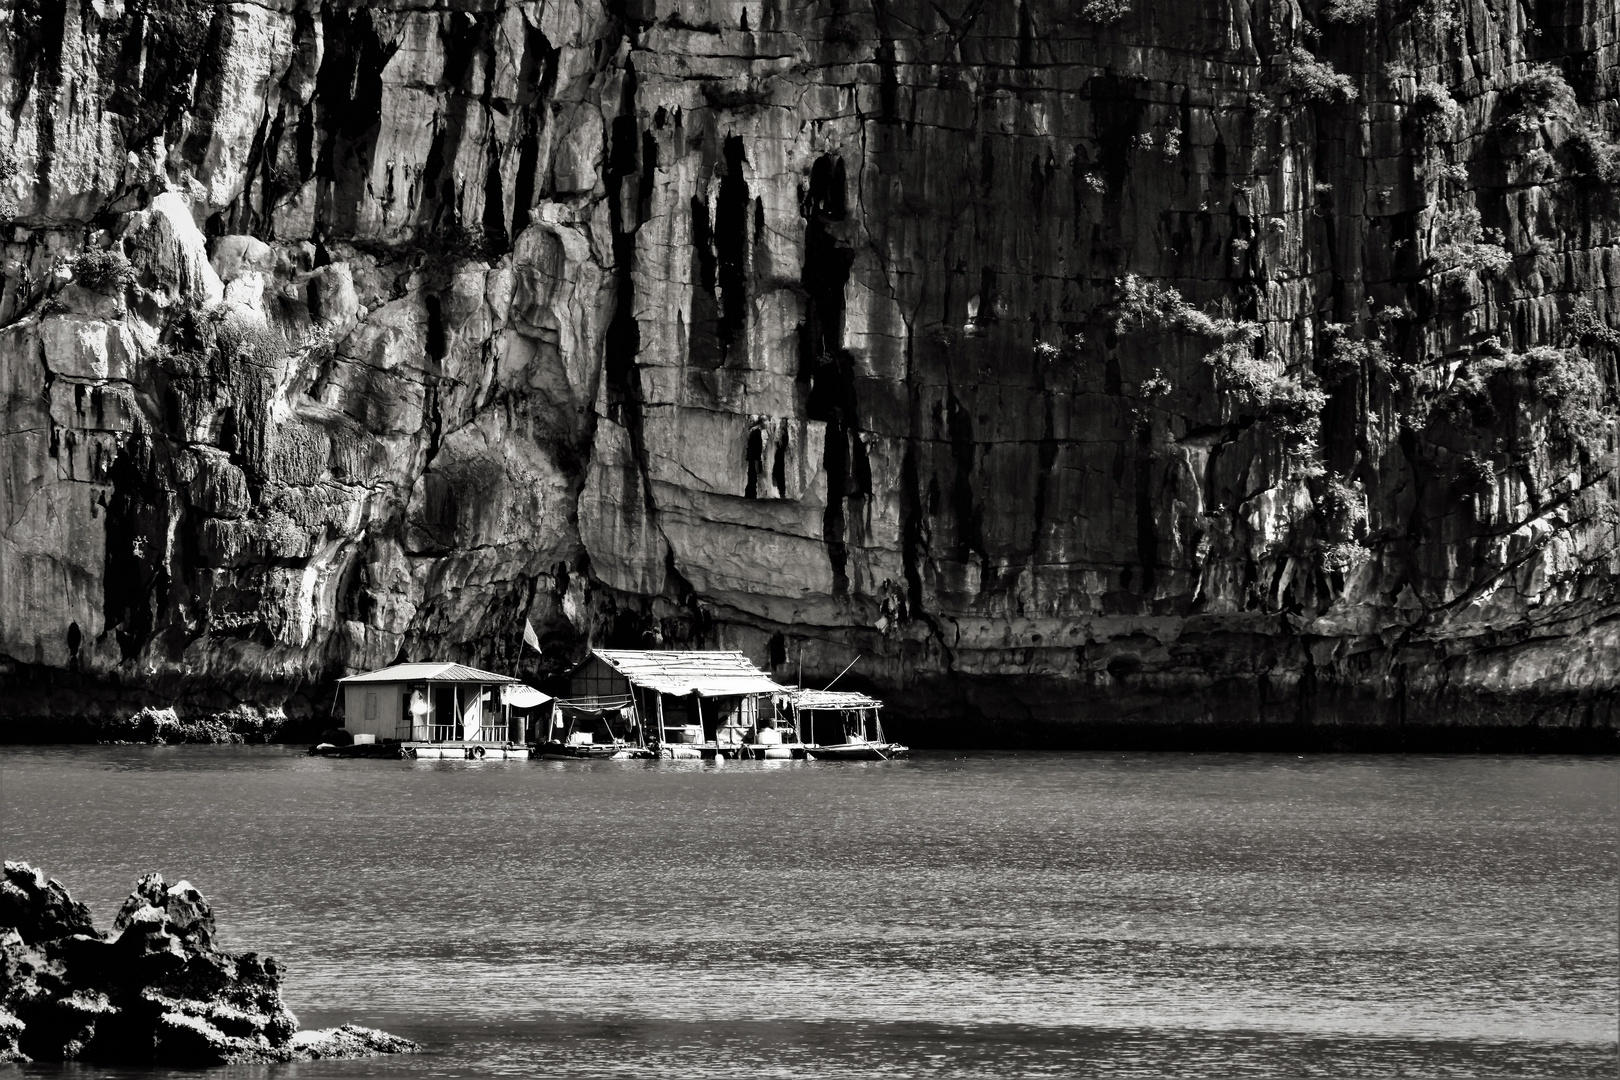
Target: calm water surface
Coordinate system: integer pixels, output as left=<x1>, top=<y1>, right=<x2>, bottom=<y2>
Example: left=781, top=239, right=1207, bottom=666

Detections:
left=0, top=748, right=1614, bottom=1077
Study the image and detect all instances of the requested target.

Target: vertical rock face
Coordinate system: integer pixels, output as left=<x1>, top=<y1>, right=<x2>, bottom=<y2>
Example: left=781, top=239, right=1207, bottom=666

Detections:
left=0, top=0, right=1615, bottom=740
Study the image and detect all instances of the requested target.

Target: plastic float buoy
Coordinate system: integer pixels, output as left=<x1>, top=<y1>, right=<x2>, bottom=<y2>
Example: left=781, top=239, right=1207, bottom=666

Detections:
left=471, top=745, right=486, bottom=759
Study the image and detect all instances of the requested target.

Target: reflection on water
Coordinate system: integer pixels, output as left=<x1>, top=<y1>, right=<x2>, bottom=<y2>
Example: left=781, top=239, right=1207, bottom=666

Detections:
left=1, top=748, right=1615, bottom=1077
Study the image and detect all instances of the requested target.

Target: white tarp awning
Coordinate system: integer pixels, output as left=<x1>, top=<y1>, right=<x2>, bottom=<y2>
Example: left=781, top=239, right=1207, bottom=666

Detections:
left=503, top=684, right=553, bottom=708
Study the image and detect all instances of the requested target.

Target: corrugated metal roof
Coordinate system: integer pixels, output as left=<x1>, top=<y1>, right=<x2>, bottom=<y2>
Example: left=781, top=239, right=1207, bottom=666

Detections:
left=789, top=689, right=884, bottom=710
left=338, top=662, right=521, bottom=684
left=590, top=650, right=784, bottom=697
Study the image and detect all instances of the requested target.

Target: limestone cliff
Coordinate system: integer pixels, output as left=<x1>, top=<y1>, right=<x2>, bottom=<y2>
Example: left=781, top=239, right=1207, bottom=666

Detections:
left=0, top=0, right=1615, bottom=744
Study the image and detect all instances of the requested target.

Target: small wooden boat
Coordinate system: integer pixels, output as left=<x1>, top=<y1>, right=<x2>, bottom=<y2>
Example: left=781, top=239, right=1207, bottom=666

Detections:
left=789, top=689, right=908, bottom=761
left=537, top=739, right=651, bottom=760
left=538, top=696, right=654, bottom=759
left=806, top=738, right=908, bottom=761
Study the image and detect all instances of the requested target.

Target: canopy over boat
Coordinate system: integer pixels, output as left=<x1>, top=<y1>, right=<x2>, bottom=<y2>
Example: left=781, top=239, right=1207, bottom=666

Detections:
left=587, top=649, right=783, bottom=698
left=787, top=689, right=883, bottom=711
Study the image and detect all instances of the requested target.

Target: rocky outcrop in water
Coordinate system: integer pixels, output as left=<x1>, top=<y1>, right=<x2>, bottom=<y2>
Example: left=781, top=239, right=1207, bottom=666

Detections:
left=0, top=861, right=417, bottom=1064
left=0, top=0, right=1614, bottom=742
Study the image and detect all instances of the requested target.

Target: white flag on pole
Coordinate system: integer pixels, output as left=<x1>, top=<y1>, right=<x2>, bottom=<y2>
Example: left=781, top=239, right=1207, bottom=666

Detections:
left=522, top=618, right=542, bottom=655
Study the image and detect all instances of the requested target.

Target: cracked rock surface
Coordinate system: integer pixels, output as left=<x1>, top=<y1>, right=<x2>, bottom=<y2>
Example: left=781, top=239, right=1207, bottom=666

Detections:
left=0, top=0, right=1615, bottom=738
left=0, top=861, right=418, bottom=1064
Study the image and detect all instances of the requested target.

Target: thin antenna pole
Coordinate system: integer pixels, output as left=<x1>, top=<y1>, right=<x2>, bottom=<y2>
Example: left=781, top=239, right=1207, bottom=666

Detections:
left=822, top=654, right=860, bottom=691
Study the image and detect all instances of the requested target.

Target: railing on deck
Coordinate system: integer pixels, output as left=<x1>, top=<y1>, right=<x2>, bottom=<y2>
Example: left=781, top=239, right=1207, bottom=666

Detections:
left=395, top=723, right=516, bottom=744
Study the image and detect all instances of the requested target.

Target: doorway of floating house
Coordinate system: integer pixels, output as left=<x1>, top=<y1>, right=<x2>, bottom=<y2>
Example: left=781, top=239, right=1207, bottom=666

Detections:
left=433, top=684, right=456, bottom=741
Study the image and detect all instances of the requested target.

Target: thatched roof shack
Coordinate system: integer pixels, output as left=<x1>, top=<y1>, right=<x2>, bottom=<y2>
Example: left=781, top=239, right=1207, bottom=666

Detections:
left=569, top=650, right=783, bottom=744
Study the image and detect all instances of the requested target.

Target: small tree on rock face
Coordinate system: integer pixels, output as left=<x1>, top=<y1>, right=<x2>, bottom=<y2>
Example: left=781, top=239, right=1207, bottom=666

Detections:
left=1430, top=207, right=1511, bottom=278
left=1280, top=47, right=1358, bottom=104
left=1077, top=0, right=1131, bottom=23
left=1411, top=83, right=1462, bottom=141
left=1323, top=0, right=1377, bottom=23
left=1567, top=127, right=1620, bottom=186
left=1500, top=64, right=1577, bottom=133
left=72, top=249, right=136, bottom=292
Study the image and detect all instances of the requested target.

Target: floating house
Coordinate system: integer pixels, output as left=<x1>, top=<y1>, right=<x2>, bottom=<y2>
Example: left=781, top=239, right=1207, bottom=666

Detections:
left=559, top=649, right=795, bottom=758
left=338, top=662, right=548, bottom=759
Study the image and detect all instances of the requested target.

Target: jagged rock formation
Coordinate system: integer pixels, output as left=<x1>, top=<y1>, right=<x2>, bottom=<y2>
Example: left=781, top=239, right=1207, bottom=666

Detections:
left=0, top=861, right=417, bottom=1064
left=0, top=0, right=1615, bottom=743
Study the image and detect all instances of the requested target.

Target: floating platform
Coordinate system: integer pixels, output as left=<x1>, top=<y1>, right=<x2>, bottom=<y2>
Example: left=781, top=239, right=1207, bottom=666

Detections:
left=307, top=741, right=404, bottom=759
left=537, top=741, right=653, bottom=760
left=403, top=743, right=531, bottom=760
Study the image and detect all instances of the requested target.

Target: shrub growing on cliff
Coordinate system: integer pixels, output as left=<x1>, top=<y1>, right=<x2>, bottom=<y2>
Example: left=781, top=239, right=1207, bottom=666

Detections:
left=1316, top=473, right=1368, bottom=533
left=1564, top=299, right=1620, bottom=349
left=1436, top=344, right=1612, bottom=456
left=1264, top=375, right=1330, bottom=448
left=1323, top=0, right=1377, bottom=22
left=1431, top=208, right=1511, bottom=276
left=1500, top=64, right=1577, bottom=133
left=1319, top=539, right=1370, bottom=574
left=1525, top=346, right=1611, bottom=452
left=1319, top=325, right=1393, bottom=384
left=1567, top=127, right=1620, bottom=186
left=1110, top=275, right=1256, bottom=342
left=1411, top=83, right=1462, bottom=141
left=1280, top=47, right=1358, bottom=104
left=1139, top=368, right=1173, bottom=399
left=1078, top=0, right=1131, bottom=23
left=72, top=249, right=136, bottom=292
left=1456, top=452, right=1496, bottom=487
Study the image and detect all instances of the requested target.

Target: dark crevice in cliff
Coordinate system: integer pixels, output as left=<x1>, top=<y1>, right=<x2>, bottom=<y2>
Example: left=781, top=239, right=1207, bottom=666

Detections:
left=1087, top=73, right=1148, bottom=194
left=509, top=25, right=558, bottom=237
left=102, top=438, right=170, bottom=663
left=745, top=425, right=764, bottom=499
left=690, top=193, right=721, bottom=366
left=312, top=7, right=397, bottom=237
left=899, top=443, right=928, bottom=612
left=480, top=138, right=508, bottom=256
left=869, top=0, right=900, bottom=122
left=24, top=0, right=68, bottom=205
left=1031, top=393, right=1057, bottom=561
left=1127, top=413, right=1159, bottom=600
left=801, top=153, right=858, bottom=594
left=604, top=62, right=655, bottom=514
left=689, top=136, right=750, bottom=367
left=715, top=136, right=751, bottom=361
left=945, top=391, right=989, bottom=587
